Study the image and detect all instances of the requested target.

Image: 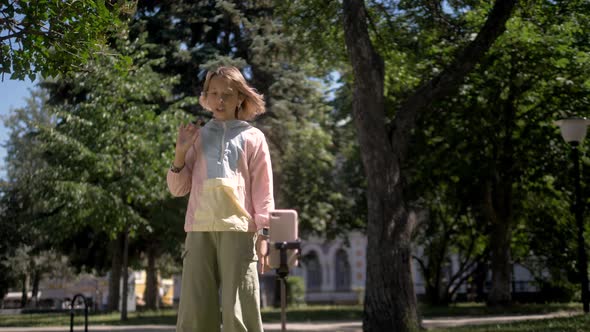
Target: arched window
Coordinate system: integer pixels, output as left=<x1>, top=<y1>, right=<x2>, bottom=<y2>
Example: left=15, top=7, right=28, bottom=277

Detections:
left=335, top=249, right=351, bottom=291
left=303, top=251, right=322, bottom=292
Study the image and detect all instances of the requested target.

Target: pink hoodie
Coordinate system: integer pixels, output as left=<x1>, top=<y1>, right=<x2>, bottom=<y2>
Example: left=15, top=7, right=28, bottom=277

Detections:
left=167, top=119, right=274, bottom=232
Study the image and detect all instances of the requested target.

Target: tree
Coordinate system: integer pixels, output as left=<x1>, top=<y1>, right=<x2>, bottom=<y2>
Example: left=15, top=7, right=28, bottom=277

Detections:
left=0, top=0, right=132, bottom=81
left=0, top=189, right=21, bottom=298
left=0, top=89, right=56, bottom=303
left=9, top=36, right=185, bottom=317
left=135, top=197, right=186, bottom=310
left=412, top=0, right=590, bottom=305
left=411, top=184, right=489, bottom=305
left=340, top=0, right=517, bottom=330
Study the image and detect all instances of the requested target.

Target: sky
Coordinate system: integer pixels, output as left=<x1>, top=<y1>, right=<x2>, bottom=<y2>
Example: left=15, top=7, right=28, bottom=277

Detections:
left=0, top=77, right=37, bottom=180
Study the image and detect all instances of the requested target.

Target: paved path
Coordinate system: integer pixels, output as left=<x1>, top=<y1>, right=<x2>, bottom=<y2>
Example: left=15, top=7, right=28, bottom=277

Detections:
left=0, top=311, right=580, bottom=331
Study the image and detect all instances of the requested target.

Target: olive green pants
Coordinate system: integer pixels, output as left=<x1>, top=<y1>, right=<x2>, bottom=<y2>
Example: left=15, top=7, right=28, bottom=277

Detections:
left=176, top=231, right=263, bottom=332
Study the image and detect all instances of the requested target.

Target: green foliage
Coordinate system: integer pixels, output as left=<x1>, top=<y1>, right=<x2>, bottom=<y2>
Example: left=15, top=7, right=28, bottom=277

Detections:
left=32, top=43, right=185, bottom=240
left=274, top=0, right=346, bottom=75
left=285, top=276, right=305, bottom=306
left=412, top=182, right=488, bottom=305
left=324, top=76, right=368, bottom=234
left=0, top=0, right=132, bottom=81
left=0, top=90, right=54, bottom=296
left=407, top=0, right=590, bottom=300
left=1, top=34, right=191, bottom=267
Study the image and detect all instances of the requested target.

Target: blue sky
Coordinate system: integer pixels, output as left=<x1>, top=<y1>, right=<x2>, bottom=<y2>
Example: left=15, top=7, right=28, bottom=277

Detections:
left=0, top=78, right=37, bottom=180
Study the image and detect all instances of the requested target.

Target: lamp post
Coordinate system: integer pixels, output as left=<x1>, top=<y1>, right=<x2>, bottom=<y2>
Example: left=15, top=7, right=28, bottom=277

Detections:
left=556, top=117, right=590, bottom=313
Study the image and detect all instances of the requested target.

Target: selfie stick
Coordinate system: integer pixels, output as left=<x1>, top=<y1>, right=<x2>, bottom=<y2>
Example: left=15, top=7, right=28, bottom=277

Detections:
left=273, top=240, right=301, bottom=332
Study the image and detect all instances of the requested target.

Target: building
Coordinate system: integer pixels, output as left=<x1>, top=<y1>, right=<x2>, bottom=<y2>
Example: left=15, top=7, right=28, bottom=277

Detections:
left=289, top=231, right=366, bottom=304
left=293, top=231, right=538, bottom=303
left=1, top=273, right=135, bottom=312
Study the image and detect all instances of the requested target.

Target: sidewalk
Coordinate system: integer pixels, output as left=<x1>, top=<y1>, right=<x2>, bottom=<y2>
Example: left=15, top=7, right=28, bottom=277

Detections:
left=0, top=311, right=580, bottom=332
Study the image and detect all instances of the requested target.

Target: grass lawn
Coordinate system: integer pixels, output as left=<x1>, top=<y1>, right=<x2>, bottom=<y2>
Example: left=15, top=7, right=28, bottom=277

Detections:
left=0, top=306, right=364, bottom=327
left=419, top=302, right=582, bottom=317
left=429, top=314, right=590, bottom=332
left=0, top=302, right=585, bottom=329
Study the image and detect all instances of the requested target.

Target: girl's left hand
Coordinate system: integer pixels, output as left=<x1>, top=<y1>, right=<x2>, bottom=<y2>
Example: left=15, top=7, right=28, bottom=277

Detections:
left=256, top=236, right=270, bottom=274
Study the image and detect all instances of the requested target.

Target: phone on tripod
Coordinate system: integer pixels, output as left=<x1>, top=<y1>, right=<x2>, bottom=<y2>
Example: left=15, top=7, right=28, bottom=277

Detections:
left=268, top=209, right=299, bottom=269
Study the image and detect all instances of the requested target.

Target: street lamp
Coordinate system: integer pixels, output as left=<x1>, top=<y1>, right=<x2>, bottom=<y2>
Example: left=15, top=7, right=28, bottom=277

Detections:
left=556, top=117, right=590, bottom=313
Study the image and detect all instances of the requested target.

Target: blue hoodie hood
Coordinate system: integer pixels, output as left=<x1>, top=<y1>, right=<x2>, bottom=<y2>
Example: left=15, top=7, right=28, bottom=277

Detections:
left=200, top=119, right=252, bottom=179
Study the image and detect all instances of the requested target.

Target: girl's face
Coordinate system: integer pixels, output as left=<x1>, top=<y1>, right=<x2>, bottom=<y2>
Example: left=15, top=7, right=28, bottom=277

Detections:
left=206, top=75, right=244, bottom=121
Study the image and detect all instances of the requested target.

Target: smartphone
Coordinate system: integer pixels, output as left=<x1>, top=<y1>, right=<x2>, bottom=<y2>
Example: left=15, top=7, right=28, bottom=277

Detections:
left=268, top=209, right=299, bottom=269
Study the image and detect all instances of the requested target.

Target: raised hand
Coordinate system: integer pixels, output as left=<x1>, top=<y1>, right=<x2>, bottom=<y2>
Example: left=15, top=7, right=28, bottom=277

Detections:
left=175, top=120, right=202, bottom=157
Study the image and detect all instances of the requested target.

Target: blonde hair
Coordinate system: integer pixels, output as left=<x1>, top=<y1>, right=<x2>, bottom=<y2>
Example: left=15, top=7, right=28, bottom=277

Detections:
left=199, top=66, right=266, bottom=121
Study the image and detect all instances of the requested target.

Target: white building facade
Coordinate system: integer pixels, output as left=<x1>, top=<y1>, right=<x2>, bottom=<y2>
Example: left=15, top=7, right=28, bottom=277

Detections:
left=292, top=231, right=538, bottom=304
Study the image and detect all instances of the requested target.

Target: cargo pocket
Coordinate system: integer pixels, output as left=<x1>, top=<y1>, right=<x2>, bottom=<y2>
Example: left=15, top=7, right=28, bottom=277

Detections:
left=233, top=231, right=258, bottom=263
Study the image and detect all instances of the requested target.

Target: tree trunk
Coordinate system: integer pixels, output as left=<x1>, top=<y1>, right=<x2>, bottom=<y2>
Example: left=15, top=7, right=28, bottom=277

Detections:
left=145, top=245, right=159, bottom=310
left=486, top=70, right=518, bottom=306
left=482, top=166, right=514, bottom=307
left=342, top=1, right=418, bottom=330
left=488, top=215, right=512, bottom=305
left=423, top=250, right=446, bottom=306
left=426, top=278, right=443, bottom=306
left=31, top=270, right=40, bottom=308
left=473, top=260, right=488, bottom=302
left=20, top=274, right=29, bottom=308
left=341, top=0, right=517, bottom=330
left=108, top=233, right=123, bottom=312
left=121, top=228, right=130, bottom=321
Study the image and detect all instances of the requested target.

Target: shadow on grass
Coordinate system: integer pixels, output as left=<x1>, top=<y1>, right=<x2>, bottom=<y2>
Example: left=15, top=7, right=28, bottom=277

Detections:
left=429, top=314, right=590, bottom=332
left=0, top=306, right=363, bottom=327
left=0, top=303, right=583, bottom=327
left=419, top=302, right=582, bottom=317
left=261, top=305, right=363, bottom=322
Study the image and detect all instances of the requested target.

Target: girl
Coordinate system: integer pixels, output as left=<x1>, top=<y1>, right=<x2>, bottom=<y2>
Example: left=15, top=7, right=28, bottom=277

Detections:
left=167, top=66, right=273, bottom=332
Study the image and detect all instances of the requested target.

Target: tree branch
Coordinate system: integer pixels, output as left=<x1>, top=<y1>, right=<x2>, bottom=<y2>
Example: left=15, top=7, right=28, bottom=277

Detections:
left=412, top=254, right=429, bottom=276
left=447, top=235, right=478, bottom=289
left=390, top=0, right=519, bottom=162
left=447, top=260, right=478, bottom=297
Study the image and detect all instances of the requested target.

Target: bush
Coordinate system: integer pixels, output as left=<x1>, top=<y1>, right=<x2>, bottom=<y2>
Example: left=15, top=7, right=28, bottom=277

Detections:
left=537, top=281, right=578, bottom=303
left=286, top=276, right=305, bottom=306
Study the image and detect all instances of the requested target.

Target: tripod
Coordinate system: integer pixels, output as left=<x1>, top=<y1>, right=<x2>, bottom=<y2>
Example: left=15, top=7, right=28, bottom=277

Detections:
left=273, top=240, right=301, bottom=332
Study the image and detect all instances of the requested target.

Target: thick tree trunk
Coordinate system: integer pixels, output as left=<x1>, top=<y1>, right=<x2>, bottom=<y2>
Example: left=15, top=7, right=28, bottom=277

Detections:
left=486, top=145, right=515, bottom=301
left=485, top=70, right=518, bottom=306
left=342, top=1, right=418, bottom=330
left=341, top=0, right=517, bottom=330
left=488, top=216, right=512, bottom=305
left=145, top=245, right=159, bottom=310
left=484, top=180, right=513, bottom=306
left=108, top=233, right=123, bottom=312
